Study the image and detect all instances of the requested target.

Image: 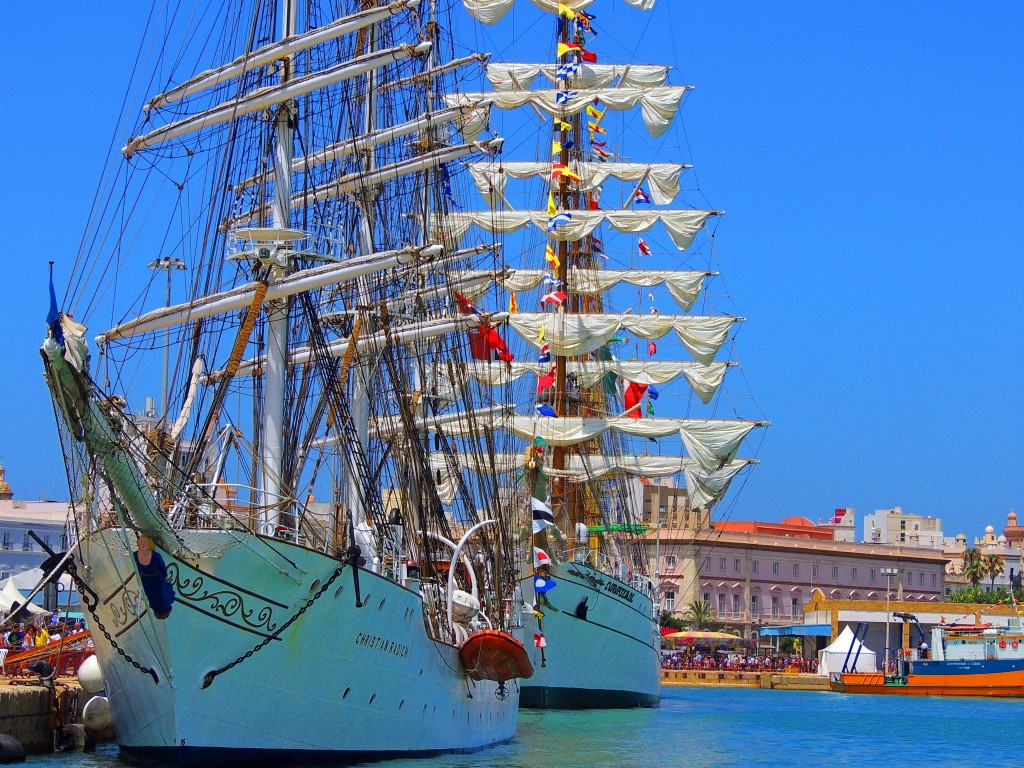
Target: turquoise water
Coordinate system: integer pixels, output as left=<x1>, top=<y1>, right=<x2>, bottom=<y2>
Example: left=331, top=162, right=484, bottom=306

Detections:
left=26, top=687, right=1024, bottom=768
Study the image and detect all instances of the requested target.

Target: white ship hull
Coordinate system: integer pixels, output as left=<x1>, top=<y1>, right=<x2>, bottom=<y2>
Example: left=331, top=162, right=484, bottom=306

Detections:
left=516, top=561, right=660, bottom=708
left=79, top=528, right=517, bottom=764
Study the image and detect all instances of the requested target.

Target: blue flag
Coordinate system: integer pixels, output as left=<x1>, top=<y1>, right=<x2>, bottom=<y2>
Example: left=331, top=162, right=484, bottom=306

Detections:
left=648, top=384, right=659, bottom=400
left=47, top=262, right=64, bottom=345
left=536, top=404, right=557, bottom=417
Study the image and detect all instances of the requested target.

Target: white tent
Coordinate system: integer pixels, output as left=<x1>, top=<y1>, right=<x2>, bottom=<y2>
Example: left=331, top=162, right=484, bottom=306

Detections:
left=817, top=625, right=877, bottom=676
left=0, top=577, right=49, bottom=615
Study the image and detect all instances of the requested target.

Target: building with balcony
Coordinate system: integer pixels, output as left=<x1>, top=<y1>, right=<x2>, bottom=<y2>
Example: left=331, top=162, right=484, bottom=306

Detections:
left=647, top=505, right=949, bottom=639
left=862, top=505, right=945, bottom=548
left=0, top=464, right=73, bottom=609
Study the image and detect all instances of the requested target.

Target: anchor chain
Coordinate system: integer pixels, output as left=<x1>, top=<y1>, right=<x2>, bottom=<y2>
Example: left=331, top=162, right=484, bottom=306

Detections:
left=202, top=563, right=348, bottom=688
left=70, top=559, right=160, bottom=685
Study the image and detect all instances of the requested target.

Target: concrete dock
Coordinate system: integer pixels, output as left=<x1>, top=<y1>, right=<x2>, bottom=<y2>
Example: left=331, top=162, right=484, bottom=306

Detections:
left=663, top=669, right=831, bottom=692
left=0, top=679, right=90, bottom=755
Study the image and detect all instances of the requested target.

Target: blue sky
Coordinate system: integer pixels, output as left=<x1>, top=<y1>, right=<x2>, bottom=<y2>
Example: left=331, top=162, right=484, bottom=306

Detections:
left=2, top=2, right=1021, bottom=539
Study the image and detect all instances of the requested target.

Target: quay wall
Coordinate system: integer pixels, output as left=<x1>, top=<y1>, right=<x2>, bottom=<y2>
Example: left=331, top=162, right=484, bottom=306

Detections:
left=0, top=681, right=89, bottom=755
left=662, top=669, right=830, bottom=692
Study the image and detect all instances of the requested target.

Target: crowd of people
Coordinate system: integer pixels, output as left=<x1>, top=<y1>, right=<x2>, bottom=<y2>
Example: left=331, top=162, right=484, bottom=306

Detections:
left=0, top=618, right=87, bottom=651
left=662, top=649, right=819, bottom=673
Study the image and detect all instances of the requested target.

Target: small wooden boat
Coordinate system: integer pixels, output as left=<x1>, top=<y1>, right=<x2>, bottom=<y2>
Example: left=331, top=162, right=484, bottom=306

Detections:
left=460, top=630, right=534, bottom=683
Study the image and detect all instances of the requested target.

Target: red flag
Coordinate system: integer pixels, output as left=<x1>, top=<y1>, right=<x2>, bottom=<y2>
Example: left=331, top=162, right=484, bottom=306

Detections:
left=647, top=339, right=657, bottom=356
left=537, top=367, right=556, bottom=393
left=623, top=381, right=649, bottom=418
left=455, top=292, right=481, bottom=315
left=581, top=49, right=598, bottom=63
left=534, top=633, right=547, bottom=648
left=638, top=238, right=651, bottom=256
left=542, top=290, right=568, bottom=305
left=470, top=326, right=514, bottom=362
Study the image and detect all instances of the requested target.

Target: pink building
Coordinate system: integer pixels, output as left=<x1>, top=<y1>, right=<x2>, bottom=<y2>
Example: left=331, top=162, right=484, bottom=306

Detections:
left=651, top=510, right=948, bottom=636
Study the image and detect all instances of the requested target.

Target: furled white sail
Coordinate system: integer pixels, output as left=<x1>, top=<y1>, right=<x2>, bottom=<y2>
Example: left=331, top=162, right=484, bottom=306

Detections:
left=507, top=313, right=739, bottom=365
left=428, top=452, right=747, bottom=505
left=684, top=460, right=750, bottom=508
left=433, top=209, right=717, bottom=251
left=486, top=63, right=669, bottom=90
left=218, top=312, right=511, bottom=380
left=229, top=138, right=503, bottom=229
left=145, top=0, right=422, bottom=111
left=236, top=103, right=492, bottom=192
left=435, top=415, right=763, bottom=457
left=464, top=0, right=656, bottom=26
left=445, top=85, right=688, bottom=137
left=125, top=41, right=432, bottom=157
left=467, top=161, right=688, bottom=207
left=98, top=244, right=442, bottom=343
left=462, top=360, right=729, bottom=404
left=459, top=268, right=711, bottom=311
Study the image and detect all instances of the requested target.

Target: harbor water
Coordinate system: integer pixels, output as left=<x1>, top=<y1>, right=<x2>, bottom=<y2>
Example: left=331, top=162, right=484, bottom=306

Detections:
left=25, top=686, right=1023, bottom=768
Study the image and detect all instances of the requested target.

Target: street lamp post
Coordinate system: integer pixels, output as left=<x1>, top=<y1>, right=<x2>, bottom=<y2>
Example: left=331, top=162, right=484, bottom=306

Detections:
left=881, top=567, right=899, bottom=675
left=147, top=257, right=186, bottom=420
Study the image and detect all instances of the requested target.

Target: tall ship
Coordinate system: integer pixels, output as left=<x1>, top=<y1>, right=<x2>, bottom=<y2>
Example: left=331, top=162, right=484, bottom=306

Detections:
left=441, top=0, right=768, bottom=708
left=41, top=0, right=535, bottom=762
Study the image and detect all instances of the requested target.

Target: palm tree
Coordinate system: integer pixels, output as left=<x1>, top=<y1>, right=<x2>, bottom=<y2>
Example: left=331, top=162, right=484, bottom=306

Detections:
left=962, top=547, right=985, bottom=588
left=984, top=553, right=1004, bottom=591
left=685, top=599, right=713, bottom=630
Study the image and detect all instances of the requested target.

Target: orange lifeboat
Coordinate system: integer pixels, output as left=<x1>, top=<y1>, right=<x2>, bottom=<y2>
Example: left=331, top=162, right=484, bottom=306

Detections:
left=459, top=630, right=534, bottom=683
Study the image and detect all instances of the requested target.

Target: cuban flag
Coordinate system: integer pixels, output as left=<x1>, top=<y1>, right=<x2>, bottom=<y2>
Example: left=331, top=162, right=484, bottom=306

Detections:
left=555, top=90, right=578, bottom=105
left=532, top=498, right=556, bottom=533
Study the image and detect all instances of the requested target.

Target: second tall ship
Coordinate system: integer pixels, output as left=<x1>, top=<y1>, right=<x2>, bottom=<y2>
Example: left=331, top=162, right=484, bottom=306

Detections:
left=449, top=0, right=768, bottom=708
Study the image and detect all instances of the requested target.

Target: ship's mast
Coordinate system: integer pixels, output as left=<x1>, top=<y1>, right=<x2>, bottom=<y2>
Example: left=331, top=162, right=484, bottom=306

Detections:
left=347, top=7, right=380, bottom=532
left=551, top=18, right=576, bottom=537
left=259, top=0, right=298, bottom=536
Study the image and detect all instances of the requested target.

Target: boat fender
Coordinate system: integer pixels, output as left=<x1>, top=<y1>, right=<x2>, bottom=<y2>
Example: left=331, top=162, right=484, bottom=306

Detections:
left=82, top=695, right=115, bottom=740
left=55, top=724, right=96, bottom=753
left=0, top=734, right=26, bottom=763
left=575, top=598, right=589, bottom=620
left=77, top=655, right=105, bottom=694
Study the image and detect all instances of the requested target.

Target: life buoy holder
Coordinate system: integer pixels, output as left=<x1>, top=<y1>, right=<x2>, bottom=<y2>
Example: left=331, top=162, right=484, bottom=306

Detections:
left=897, top=648, right=905, bottom=658
left=999, top=640, right=1007, bottom=649
left=1012, top=640, right=1019, bottom=649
